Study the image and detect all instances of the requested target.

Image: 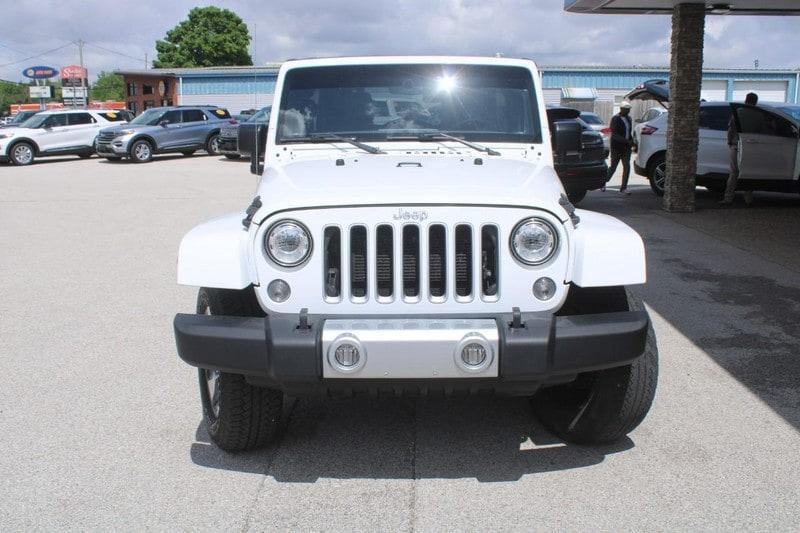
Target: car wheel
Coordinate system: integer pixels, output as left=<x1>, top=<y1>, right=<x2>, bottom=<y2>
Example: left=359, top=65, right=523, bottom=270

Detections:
left=224, top=154, right=241, bottom=160
left=648, top=155, right=666, bottom=197
left=532, top=287, right=658, bottom=445
left=206, top=134, right=220, bottom=155
left=196, top=287, right=281, bottom=452
left=10, top=142, right=35, bottom=166
left=181, top=150, right=196, bottom=157
left=567, top=190, right=587, bottom=204
left=130, top=139, right=153, bottom=163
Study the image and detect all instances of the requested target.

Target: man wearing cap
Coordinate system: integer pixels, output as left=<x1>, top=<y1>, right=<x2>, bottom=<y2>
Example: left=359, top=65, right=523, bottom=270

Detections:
left=606, top=101, right=635, bottom=195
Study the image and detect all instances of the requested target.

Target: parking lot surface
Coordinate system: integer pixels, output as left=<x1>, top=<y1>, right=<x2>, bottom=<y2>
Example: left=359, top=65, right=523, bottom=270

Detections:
left=2, top=155, right=799, bottom=530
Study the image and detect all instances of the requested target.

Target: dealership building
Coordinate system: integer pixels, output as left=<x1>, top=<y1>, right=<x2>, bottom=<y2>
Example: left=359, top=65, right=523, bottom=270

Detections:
left=116, top=64, right=800, bottom=118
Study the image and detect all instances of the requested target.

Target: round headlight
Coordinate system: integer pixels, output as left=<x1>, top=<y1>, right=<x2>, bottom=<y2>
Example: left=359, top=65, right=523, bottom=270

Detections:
left=265, top=220, right=312, bottom=267
left=511, top=218, right=558, bottom=265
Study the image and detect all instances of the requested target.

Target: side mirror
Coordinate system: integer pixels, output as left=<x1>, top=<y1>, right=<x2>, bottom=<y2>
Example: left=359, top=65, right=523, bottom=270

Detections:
left=159, top=120, right=169, bottom=127
left=552, top=120, right=583, bottom=164
left=250, top=124, right=266, bottom=176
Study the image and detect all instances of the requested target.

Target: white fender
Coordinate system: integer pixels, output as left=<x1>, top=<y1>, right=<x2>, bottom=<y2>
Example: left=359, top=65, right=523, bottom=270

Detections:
left=177, top=213, right=253, bottom=289
left=570, top=210, right=646, bottom=287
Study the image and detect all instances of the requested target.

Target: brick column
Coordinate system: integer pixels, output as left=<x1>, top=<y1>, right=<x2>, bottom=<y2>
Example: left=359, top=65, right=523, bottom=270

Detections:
left=663, top=3, right=706, bottom=212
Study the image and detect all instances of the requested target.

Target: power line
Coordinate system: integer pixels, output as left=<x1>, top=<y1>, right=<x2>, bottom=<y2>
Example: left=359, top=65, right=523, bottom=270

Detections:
left=0, top=41, right=75, bottom=68
left=83, top=41, right=145, bottom=63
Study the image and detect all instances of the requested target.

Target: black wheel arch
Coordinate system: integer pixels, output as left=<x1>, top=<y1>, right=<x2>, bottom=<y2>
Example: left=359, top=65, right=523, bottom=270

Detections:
left=128, top=135, right=158, bottom=154
left=8, top=137, right=41, bottom=155
left=205, top=129, right=221, bottom=145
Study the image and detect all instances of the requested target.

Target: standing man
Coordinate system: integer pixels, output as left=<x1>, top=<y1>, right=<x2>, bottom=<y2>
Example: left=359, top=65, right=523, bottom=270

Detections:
left=721, top=92, right=758, bottom=205
left=606, top=101, right=635, bottom=195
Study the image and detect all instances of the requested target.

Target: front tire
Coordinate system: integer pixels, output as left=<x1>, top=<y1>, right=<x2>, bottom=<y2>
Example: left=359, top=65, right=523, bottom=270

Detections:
left=196, top=287, right=281, bottom=452
left=206, top=133, right=221, bottom=156
left=648, top=154, right=666, bottom=196
left=130, top=139, right=153, bottom=163
left=10, top=142, right=35, bottom=166
left=532, top=287, right=658, bottom=444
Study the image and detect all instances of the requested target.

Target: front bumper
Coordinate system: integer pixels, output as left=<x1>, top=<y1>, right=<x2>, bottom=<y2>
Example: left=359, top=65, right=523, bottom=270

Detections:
left=96, top=139, right=129, bottom=156
left=218, top=136, right=238, bottom=154
left=174, top=310, right=649, bottom=394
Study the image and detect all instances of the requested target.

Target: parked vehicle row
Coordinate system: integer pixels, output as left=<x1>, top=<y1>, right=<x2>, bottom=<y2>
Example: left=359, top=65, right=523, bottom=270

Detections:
left=219, top=106, right=271, bottom=159
left=628, top=80, right=800, bottom=198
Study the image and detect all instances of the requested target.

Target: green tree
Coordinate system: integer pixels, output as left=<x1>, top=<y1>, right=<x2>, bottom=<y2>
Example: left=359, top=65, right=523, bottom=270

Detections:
left=91, top=72, right=124, bottom=101
left=0, top=80, right=29, bottom=115
left=153, top=6, right=252, bottom=68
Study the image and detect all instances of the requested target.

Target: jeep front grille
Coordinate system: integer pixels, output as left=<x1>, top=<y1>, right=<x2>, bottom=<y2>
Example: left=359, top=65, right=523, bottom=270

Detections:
left=324, top=222, right=499, bottom=304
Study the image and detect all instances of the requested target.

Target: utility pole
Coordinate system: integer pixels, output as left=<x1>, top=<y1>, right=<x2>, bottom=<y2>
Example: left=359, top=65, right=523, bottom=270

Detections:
left=144, top=52, right=148, bottom=70
left=77, top=38, right=85, bottom=108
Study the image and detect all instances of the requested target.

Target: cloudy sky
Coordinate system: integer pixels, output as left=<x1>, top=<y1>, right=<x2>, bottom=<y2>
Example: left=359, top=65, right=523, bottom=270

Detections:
left=1, top=0, right=799, bottom=82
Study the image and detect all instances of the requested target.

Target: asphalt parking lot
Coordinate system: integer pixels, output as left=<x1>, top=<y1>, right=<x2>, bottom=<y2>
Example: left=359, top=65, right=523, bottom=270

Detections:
left=2, top=154, right=799, bottom=530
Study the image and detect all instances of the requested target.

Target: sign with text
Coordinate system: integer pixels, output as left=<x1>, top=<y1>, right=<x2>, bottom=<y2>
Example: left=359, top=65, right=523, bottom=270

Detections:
left=62, top=87, right=88, bottom=98
left=22, top=66, right=59, bottom=79
left=29, top=85, right=53, bottom=98
left=61, top=65, right=88, bottom=79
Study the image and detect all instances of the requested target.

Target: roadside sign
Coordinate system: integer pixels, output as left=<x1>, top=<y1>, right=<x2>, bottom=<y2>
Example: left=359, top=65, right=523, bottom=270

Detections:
left=29, top=85, right=53, bottom=98
left=61, top=65, right=88, bottom=79
left=62, top=87, right=88, bottom=98
left=22, top=65, right=59, bottom=79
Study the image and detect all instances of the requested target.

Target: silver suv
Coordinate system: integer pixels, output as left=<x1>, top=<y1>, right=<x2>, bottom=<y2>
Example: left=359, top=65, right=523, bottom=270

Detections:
left=96, top=106, right=231, bottom=163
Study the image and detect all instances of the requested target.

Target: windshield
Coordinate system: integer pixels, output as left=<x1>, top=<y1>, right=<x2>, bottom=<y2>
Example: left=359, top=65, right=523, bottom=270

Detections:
left=11, top=111, right=36, bottom=125
left=277, top=64, right=541, bottom=144
left=777, top=105, right=800, bottom=121
left=248, top=106, right=271, bottom=123
left=128, top=108, right=165, bottom=126
left=580, top=113, right=603, bottom=125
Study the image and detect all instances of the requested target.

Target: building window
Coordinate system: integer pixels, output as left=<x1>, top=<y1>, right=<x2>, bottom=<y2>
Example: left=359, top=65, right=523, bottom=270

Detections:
left=143, top=84, right=154, bottom=95
left=127, top=83, right=137, bottom=97
left=143, top=100, right=156, bottom=110
left=127, top=101, right=138, bottom=115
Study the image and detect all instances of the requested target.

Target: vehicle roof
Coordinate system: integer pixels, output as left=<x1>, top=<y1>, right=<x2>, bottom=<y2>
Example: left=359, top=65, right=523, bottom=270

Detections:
left=279, top=55, right=539, bottom=71
left=37, top=108, right=123, bottom=115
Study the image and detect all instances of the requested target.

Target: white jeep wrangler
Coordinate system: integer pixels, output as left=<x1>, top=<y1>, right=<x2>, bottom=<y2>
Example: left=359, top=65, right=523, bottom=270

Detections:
left=174, top=56, right=657, bottom=452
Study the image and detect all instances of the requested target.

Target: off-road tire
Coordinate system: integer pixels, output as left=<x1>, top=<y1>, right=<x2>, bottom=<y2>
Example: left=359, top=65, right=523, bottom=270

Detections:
left=130, top=139, right=153, bottom=163
left=648, top=154, right=666, bottom=197
left=196, top=287, right=280, bottom=452
left=206, top=134, right=221, bottom=156
left=10, top=141, right=35, bottom=165
left=533, top=287, right=658, bottom=444
left=567, top=190, right=587, bottom=204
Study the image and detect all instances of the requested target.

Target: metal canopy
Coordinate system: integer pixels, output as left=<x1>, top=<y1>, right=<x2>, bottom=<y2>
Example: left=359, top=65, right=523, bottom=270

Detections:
left=564, top=0, right=800, bottom=15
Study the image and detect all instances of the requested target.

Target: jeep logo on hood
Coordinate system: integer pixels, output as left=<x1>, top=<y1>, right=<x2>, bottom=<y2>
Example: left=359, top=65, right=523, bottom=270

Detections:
left=392, top=208, right=428, bottom=222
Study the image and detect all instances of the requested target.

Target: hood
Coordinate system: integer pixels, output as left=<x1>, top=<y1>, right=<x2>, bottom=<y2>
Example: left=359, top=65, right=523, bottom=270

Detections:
left=100, top=123, right=154, bottom=134
left=0, top=126, right=33, bottom=136
left=252, top=153, right=568, bottom=224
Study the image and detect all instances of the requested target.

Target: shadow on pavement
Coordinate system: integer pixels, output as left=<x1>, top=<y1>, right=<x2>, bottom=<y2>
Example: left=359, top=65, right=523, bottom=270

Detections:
left=190, top=395, right=633, bottom=482
left=582, top=186, right=800, bottom=432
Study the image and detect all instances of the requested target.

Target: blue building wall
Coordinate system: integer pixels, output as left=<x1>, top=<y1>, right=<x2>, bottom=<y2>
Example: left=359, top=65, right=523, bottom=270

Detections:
left=180, top=75, right=277, bottom=95
left=541, top=69, right=798, bottom=103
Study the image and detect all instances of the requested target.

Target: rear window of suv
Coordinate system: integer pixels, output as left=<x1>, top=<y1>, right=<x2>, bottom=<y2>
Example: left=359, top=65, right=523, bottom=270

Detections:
left=207, top=108, right=231, bottom=119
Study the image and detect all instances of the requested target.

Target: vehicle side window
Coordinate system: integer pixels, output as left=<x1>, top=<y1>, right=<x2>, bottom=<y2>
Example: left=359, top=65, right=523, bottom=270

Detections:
left=98, top=111, right=129, bottom=122
left=208, top=108, right=230, bottom=120
left=161, top=110, right=182, bottom=124
left=182, top=109, right=207, bottom=123
left=44, top=114, right=68, bottom=127
left=68, top=113, right=96, bottom=126
left=698, top=106, right=731, bottom=131
left=737, top=106, right=796, bottom=138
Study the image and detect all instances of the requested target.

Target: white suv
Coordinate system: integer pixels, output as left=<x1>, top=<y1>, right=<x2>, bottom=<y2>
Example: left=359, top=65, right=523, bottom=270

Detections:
left=173, top=56, right=658, bottom=452
left=635, top=101, right=800, bottom=196
left=0, top=109, right=130, bottom=165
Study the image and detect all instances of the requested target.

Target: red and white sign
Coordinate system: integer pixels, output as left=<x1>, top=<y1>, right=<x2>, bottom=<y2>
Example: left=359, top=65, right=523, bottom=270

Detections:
left=61, top=65, right=88, bottom=79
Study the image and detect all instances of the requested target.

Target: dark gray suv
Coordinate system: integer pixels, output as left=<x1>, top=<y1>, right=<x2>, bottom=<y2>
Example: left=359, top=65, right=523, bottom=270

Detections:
left=96, top=106, right=231, bottom=163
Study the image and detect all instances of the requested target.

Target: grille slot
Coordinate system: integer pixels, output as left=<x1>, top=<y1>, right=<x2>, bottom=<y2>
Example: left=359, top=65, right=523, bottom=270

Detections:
left=402, top=226, right=420, bottom=298
left=324, top=227, right=341, bottom=298
left=481, top=225, right=499, bottom=298
left=376, top=225, right=394, bottom=298
left=350, top=226, right=367, bottom=299
left=454, top=225, right=473, bottom=298
left=98, top=131, right=116, bottom=142
left=428, top=225, right=446, bottom=299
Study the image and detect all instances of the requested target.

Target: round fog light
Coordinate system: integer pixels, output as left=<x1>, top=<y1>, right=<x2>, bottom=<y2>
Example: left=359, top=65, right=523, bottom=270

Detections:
left=533, top=277, right=556, bottom=301
left=267, top=279, right=291, bottom=302
left=461, top=343, right=487, bottom=367
left=335, top=344, right=360, bottom=367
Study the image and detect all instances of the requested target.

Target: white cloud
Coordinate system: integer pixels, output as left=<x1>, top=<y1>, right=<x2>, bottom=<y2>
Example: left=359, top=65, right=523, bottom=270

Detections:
left=1, top=1, right=799, bottom=83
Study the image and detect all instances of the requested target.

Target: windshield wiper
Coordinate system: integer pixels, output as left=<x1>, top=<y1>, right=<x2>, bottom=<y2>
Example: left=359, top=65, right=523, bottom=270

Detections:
left=389, top=132, right=500, bottom=156
left=283, top=133, right=383, bottom=154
